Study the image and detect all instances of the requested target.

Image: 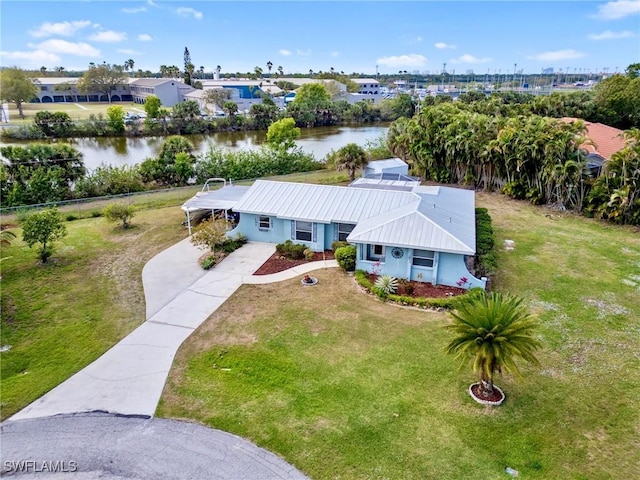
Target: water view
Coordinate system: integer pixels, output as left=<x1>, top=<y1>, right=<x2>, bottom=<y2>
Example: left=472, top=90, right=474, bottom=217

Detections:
left=1, top=124, right=389, bottom=171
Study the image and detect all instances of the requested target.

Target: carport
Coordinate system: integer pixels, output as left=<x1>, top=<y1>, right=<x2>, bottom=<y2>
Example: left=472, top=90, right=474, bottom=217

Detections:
left=181, top=178, right=250, bottom=234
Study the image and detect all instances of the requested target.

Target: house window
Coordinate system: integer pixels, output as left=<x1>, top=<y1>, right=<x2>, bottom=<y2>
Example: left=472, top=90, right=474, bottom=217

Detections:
left=413, top=249, right=435, bottom=268
left=295, top=221, right=313, bottom=242
left=367, top=244, right=385, bottom=261
left=258, top=216, right=271, bottom=230
left=40, top=86, right=48, bottom=91
left=337, top=223, right=355, bottom=242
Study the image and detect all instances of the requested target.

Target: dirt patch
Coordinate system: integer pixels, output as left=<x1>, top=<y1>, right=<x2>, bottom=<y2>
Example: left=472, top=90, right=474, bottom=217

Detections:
left=253, top=250, right=335, bottom=275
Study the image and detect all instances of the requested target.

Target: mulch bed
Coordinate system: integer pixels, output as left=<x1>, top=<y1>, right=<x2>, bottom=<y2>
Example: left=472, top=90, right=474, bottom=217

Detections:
left=253, top=250, right=335, bottom=276
left=367, top=274, right=467, bottom=299
left=470, top=383, right=505, bottom=403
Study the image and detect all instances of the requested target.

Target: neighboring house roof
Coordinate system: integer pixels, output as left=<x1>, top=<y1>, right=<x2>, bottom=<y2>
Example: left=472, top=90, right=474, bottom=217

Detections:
left=130, top=78, right=184, bottom=87
left=366, top=158, right=408, bottom=172
left=350, top=78, right=379, bottom=84
left=561, top=117, right=626, bottom=160
left=347, top=187, right=476, bottom=254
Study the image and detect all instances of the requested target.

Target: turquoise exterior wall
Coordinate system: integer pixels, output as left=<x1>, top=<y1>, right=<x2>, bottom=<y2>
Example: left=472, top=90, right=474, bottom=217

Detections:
left=436, top=252, right=486, bottom=289
left=355, top=244, right=486, bottom=289
left=229, top=213, right=327, bottom=251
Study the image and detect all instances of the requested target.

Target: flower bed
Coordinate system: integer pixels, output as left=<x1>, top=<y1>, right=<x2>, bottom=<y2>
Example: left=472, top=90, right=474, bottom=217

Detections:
left=253, top=250, right=335, bottom=276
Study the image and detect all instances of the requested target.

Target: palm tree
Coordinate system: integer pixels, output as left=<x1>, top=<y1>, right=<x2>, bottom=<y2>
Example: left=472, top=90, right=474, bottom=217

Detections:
left=266, top=61, right=273, bottom=77
left=278, top=65, right=284, bottom=77
left=445, top=291, right=542, bottom=400
left=332, top=143, right=369, bottom=181
left=1, top=229, right=16, bottom=248
left=124, top=59, right=135, bottom=76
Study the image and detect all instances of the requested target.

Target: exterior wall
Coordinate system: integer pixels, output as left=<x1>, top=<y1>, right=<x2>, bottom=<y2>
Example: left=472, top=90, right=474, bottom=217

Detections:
left=229, top=213, right=327, bottom=251
left=355, top=244, right=486, bottom=289
left=436, top=252, right=486, bottom=289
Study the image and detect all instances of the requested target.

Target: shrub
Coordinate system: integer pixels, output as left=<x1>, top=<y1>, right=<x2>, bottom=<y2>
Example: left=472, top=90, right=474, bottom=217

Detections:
left=303, top=248, right=315, bottom=261
left=21, top=207, right=67, bottom=263
left=474, top=207, right=498, bottom=277
left=335, top=245, right=356, bottom=271
left=65, top=214, right=78, bottom=222
left=200, top=254, right=217, bottom=270
left=103, top=203, right=136, bottom=229
left=275, top=240, right=307, bottom=260
left=217, top=233, right=248, bottom=253
left=90, top=210, right=103, bottom=218
left=374, top=275, right=398, bottom=297
left=331, top=240, right=349, bottom=251
left=190, top=218, right=229, bottom=251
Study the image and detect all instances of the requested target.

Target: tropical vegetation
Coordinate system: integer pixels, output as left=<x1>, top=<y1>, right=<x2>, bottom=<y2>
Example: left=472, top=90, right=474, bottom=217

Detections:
left=20, top=207, right=67, bottom=263
left=445, top=291, right=542, bottom=400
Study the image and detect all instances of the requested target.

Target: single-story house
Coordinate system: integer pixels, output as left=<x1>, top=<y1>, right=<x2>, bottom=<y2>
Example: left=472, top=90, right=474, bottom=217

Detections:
left=182, top=176, right=486, bottom=290
left=560, top=117, right=626, bottom=176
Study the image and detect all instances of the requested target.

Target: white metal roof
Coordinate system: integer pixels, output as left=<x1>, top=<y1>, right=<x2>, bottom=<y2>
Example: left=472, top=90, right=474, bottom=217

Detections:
left=348, top=176, right=420, bottom=191
left=232, top=180, right=417, bottom=223
left=366, top=158, right=408, bottom=172
left=181, top=185, right=250, bottom=212
left=347, top=191, right=476, bottom=254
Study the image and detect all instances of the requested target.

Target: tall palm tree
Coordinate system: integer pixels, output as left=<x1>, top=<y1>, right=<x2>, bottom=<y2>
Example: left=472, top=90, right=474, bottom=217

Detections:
left=445, top=291, right=542, bottom=399
left=266, top=61, right=273, bottom=77
left=278, top=65, right=284, bottom=77
left=332, top=143, right=369, bottom=181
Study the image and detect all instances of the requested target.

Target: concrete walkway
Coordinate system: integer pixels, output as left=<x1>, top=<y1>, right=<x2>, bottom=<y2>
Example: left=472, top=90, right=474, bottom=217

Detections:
left=10, top=240, right=338, bottom=421
left=10, top=241, right=276, bottom=420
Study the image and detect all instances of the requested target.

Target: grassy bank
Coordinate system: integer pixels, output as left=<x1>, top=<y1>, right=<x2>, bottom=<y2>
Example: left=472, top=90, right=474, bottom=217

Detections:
left=158, top=192, right=640, bottom=479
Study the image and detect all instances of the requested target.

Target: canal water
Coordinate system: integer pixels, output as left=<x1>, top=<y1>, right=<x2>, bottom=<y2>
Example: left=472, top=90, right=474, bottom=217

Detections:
left=1, top=124, right=389, bottom=171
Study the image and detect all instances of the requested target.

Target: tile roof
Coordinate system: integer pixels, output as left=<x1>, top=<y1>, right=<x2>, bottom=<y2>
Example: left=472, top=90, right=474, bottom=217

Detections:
left=561, top=117, right=626, bottom=160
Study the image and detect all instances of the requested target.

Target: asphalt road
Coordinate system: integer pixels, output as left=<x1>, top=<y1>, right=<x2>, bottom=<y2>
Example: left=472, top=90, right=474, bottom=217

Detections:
left=0, top=412, right=309, bottom=480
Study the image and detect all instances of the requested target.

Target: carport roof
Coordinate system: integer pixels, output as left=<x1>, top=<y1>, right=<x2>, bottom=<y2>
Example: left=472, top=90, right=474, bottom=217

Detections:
left=181, top=185, right=250, bottom=212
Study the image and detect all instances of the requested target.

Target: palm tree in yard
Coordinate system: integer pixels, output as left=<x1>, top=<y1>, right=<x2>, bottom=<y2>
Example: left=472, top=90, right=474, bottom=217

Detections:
left=445, top=291, right=542, bottom=402
left=332, top=143, right=369, bottom=181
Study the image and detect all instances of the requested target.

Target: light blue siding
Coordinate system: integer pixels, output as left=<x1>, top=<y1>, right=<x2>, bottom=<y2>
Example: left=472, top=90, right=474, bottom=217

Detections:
left=355, top=243, right=486, bottom=289
left=229, top=213, right=327, bottom=251
left=436, top=253, right=486, bottom=289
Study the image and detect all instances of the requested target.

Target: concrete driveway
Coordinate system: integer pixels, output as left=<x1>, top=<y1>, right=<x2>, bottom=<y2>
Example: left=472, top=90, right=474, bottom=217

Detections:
left=10, top=240, right=276, bottom=421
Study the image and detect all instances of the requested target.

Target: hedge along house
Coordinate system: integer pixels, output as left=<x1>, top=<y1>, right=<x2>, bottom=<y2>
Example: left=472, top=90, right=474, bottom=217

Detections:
left=213, top=179, right=487, bottom=290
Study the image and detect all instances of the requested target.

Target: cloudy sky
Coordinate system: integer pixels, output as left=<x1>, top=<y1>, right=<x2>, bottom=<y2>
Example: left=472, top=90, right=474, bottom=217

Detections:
left=1, top=0, right=639, bottom=75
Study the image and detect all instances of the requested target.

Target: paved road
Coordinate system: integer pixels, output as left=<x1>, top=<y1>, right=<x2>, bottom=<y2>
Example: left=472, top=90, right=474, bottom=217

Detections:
left=1, top=413, right=309, bottom=479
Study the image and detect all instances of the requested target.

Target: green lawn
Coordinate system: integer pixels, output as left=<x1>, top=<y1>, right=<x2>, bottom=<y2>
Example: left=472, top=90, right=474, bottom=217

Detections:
left=6, top=101, right=143, bottom=123
left=0, top=206, right=188, bottom=419
left=158, top=192, right=640, bottom=479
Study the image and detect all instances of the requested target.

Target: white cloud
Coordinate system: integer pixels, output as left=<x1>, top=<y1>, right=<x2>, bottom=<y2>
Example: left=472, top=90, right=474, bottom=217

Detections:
left=29, top=20, right=92, bottom=38
left=296, top=49, right=311, bottom=56
left=527, top=49, right=587, bottom=61
left=176, top=7, right=203, bottom=19
left=450, top=54, right=492, bottom=64
left=588, top=29, right=636, bottom=40
left=279, top=49, right=292, bottom=56
left=434, top=42, right=456, bottom=49
left=118, top=48, right=142, bottom=55
left=89, top=30, right=127, bottom=43
left=330, top=51, right=340, bottom=58
left=138, top=34, right=153, bottom=42
left=0, top=49, right=61, bottom=64
left=29, top=39, right=101, bottom=57
left=376, top=54, right=427, bottom=68
left=122, top=6, right=147, bottom=13
left=592, top=0, right=640, bottom=19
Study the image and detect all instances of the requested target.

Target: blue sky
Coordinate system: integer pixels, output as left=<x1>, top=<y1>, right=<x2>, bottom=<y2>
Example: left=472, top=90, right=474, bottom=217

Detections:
left=1, top=1, right=639, bottom=76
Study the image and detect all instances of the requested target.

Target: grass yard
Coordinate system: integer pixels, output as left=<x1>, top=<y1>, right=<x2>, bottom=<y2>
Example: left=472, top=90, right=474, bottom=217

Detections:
left=158, top=192, right=640, bottom=479
left=0, top=206, right=188, bottom=420
left=5, top=101, right=143, bottom=124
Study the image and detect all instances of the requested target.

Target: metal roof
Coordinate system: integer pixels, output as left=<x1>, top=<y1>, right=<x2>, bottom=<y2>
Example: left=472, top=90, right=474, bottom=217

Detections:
left=347, top=187, right=476, bottom=254
left=348, top=176, right=420, bottom=191
left=181, top=185, right=250, bottom=212
left=232, top=180, right=417, bottom=223
left=366, top=158, right=408, bottom=171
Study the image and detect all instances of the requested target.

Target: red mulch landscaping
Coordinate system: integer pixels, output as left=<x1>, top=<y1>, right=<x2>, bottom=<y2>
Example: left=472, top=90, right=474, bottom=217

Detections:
left=470, top=383, right=505, bottom=403
left=253, top=250, right=335, bottom=276
left=367, top=274, right=467, bottom=298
